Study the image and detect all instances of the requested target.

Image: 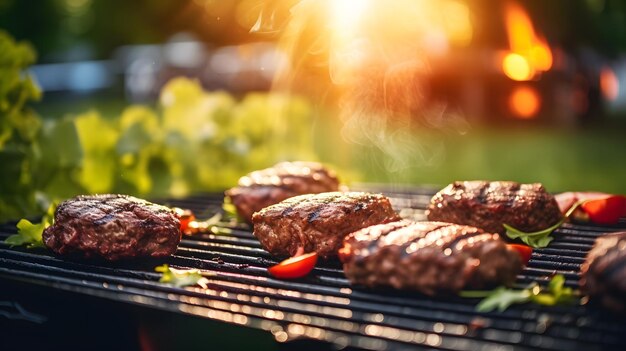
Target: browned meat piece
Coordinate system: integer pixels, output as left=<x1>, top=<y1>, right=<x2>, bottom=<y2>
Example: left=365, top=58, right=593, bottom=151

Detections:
left=580, top=232, right=626, bottom=312
left=426, top=181, right=562, bottom=234
left=339, top=220, right=522, bottom=295
left=225, top=161, right=340, bottom=223
left=42, top=194, right=181, bottom=260
left=252, top=192, right=400, bottom=258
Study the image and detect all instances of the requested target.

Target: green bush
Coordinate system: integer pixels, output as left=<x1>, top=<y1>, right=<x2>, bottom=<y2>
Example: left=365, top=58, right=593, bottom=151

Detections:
left=0, top=30, right=318, bottom=221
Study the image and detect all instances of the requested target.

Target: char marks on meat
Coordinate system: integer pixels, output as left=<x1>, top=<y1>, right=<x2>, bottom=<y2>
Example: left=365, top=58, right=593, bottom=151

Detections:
left=225, top=161, right=340, bottom=223
left=42, top=194, right=181, bottom=260
left=339, top=220, right=522, bottom=295
left=252, top=192, right=400, bottom=258
left=426, top=181, right=562, bottom=234
left=580, top=231, right=626, bottom=312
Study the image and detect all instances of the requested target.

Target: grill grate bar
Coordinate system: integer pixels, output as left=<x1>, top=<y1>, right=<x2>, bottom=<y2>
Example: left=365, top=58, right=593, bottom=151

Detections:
left=2, top=189, right=626, bottom=350
left=2, top=246, right=625, bottom=338
left=0, top=257, right=620, bottom=351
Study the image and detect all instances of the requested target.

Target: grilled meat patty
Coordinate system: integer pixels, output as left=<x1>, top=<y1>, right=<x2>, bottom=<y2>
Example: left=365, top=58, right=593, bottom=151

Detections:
left=226, top=161, right=340, bottom=223
left=339, top=220, right=522, bottom=294
left=42, top=194, right=181, bottom=260
left=426, top=181, right=562, bottom=234
left=252, top=192, right=400, bottom=258
left=580, top=232, right=626, bottom=312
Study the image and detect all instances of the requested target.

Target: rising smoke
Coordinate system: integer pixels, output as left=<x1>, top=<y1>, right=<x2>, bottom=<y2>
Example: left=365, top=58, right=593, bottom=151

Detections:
left=252, top=0, right=472, bottom=177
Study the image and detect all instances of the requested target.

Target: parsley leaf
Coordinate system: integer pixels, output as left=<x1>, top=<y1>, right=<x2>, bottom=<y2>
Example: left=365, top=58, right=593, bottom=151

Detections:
left=4, top=202, right=56, bottom=248
left=532, top=274, right=577, bottom=306
left=504, top=200, right=586, bottom=248
left=478, top=287, right=532, bottom=312
left=184, top=213, right=232, bottom=235
left=460, top=274, right=579, bottom=312
left=5, top=219, right=46, bottom=248
left=155, top=264, right=211, bottom=288
left=503, top=221, right=563, bottom=248
left=222, top=196, right=243, bottom=223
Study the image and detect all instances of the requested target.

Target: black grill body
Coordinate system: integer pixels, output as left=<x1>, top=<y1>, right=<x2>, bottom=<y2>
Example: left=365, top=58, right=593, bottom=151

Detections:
left=1, top=187, right=626, bottom=351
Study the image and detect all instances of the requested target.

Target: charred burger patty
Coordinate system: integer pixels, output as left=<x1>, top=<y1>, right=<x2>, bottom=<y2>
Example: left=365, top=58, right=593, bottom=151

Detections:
left=252, top=191, right=400, bottom=258
left=42, top=194, right=181, bottom=260
left=426, top=181, right=562, bottom=234
left=580, top=231, right=626, bottom=312
left=339, top=220, right=522, bottom=295
left=226, top=161, right=340, bottom=223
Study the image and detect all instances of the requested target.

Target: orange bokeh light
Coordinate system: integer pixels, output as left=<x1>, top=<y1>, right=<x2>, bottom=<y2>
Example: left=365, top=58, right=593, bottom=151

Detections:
left=509, top=85, right=541, bottom=119
left=530, top=37, right=553, bottom=71
left=502, top=2, right=552, bottom=81
left=600, top=66, right=619, bottom=101
left=502, top=53, right=533, bottom=81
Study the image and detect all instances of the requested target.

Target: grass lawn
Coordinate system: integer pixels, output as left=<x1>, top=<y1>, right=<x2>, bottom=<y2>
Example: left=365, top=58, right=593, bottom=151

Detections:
left=39, top=97, right=626, bottom=194
left=333, top=126, right=626, bottom=193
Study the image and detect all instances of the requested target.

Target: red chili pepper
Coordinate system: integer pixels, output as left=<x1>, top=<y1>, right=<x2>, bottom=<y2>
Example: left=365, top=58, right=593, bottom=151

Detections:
left=268, top=252, right=318, bottom=279
left=580, top=195, right=626, bottom=225
left=507, top=244, right=533, bottom=265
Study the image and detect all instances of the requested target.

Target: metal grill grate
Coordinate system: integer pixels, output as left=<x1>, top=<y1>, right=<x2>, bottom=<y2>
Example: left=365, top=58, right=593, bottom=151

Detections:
left=1, top=187, right=626, bottom=350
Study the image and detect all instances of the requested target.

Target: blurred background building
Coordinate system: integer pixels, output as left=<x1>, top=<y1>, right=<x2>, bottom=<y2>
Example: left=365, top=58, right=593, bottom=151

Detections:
left=1, top=0, right=625, bottom=209
left=3, top=0, right=626, bottom=124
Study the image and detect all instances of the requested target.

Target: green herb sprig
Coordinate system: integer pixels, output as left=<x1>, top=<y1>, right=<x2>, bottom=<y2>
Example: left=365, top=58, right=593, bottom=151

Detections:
left=155, top=264, right=212, bottom=288
left=4, top=202, right=57, bottom=248
left=460, top=274, right=578, bottom=312
left=221, top=196, right=243, bottom=224
left=504, top=200, right=586, bottom=248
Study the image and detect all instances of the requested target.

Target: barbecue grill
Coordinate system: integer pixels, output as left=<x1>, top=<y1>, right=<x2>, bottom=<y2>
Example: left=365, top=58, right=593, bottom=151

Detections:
left=1, top=186, right=626, bottom=351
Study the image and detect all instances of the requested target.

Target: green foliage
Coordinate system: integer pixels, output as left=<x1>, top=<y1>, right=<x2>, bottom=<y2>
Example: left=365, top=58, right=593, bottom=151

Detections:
left=0, top=56, right=318, bottom=221
left=0, top=30, right=43, bottom=220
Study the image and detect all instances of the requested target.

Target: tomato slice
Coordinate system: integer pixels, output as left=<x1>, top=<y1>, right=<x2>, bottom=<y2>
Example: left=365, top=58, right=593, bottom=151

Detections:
left=508, top=244, right=533, bottom=265
left=337, top=243, right=351, bottom=262
left=581, top=195, right=626, bottom=225
left=172, top=207, right=196, bottom=233
left=268, top=252, right=318, bottom=279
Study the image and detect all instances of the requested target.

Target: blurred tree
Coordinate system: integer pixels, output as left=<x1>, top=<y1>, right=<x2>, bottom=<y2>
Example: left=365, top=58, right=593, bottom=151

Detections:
left=0, top=0, right=255, bottom=62
left=3, top=0, right=626, bottom=63
left=523, top=0, right=626, bottom=57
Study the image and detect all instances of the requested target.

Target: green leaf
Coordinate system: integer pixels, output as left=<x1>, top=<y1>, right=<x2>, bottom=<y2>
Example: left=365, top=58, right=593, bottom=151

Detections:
left=183, top=213, right=232, bottom=235
left=155, top=264, right=211, bottom=288
left=461, top=274, right=579, bottom=312
left=222, top=195, right=243, bottom=223
left=117, top=122, right=153, bottom=155
left=5, top=219, right=46, bottom=248
left=547, top=273, right=565, bottom=293
left=0, top=146, right=27, bottom=194
left=75, top=111, right=119, bottom=153
left=504, top=200, right=587, bottom=248
left=530, top=274, right=577, bottom=306
left=39, top=118, right=83, bottom=169
left=4, top=202, right=56, bottom=248
left=73, top=111, right=119, bottom=193
left=475, top=286, right=532, bottom=312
